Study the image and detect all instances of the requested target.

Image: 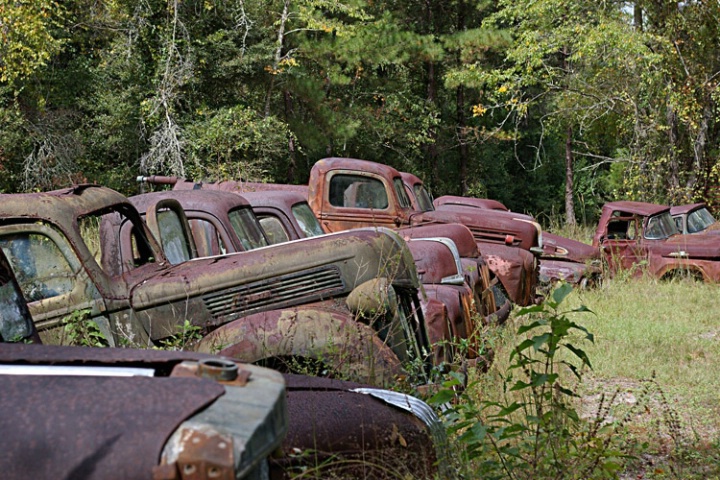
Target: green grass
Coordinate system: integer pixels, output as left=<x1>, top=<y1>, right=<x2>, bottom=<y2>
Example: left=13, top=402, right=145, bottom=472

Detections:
left=459, top=276, right=720, bottom=479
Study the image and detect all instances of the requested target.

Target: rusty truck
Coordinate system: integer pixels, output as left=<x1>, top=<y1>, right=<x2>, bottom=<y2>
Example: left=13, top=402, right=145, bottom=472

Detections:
left=593, top=201, right=720, bottom=281
left=0, top=185, right=430, bottom=386
left=402, top=172, right=601, bottom=287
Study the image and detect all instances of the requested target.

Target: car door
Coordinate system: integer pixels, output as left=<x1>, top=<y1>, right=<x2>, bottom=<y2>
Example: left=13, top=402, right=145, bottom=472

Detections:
left=0, top=222, right=107, bottom=344
left=599, top=214, right=648, bottom=274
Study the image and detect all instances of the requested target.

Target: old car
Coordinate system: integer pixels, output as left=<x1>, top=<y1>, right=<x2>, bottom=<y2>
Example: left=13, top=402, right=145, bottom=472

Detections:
left=404, top=173, right=601, bottom=287
left=593, top=201, right=720, bottom=281
left=143, top=157, right=540, bottom=307
left=0, top=185, right=430, bottom=386
left=670, top=202, right=720, bottom=235
left=135, top=181, right=508, bottom=368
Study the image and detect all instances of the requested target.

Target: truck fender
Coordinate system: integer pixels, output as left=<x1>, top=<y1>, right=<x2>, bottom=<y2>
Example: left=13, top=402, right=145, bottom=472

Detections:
left=193, top=306, right=404, bottom=387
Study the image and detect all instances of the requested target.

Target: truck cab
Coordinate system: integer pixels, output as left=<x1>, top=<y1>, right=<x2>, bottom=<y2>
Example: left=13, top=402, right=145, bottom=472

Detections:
left=594, top=201, right=720, bottom=281
left=307, top=158, right=540, bottom=306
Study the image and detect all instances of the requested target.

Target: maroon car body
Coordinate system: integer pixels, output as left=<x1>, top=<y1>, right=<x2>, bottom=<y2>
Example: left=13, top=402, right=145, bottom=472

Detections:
left=593, top=201, right=720, bottom=281
left=407, top=174, right=601, bottom=286
left=130, top=186, right=500, bottom=367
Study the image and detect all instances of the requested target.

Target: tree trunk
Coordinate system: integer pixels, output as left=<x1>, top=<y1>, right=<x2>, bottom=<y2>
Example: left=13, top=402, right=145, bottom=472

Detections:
left=634, top=2, right=643, bottom=31
left=424, top=0, right=439, bottom=183
left=457, top=85, right=468, bottom=195
left=456, top=0, right=468, bottom=195
left=565, top=125, right=576, bottom=226
left=284, top=89, right=296, bottom=183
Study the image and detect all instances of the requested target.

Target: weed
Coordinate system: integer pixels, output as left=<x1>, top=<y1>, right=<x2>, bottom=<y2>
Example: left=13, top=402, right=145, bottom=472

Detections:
left=157, top=319, right=203, bottom=351
left=62, top=309, right=109, bottom=347
left=431, top=283, right=626, bottom=479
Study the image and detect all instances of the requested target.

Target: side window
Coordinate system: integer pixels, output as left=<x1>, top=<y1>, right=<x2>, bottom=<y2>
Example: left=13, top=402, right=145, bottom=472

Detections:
left=606, top=220, right=629, bottom=240
left=674, top=216, right=684, bottom=233
left=291, top=203, right=325, bottom=237
left=258, top=216, right=291, bottom=245
left=189, top=219, right=226, bottom=257
left=0, top=233, right=76, bottom=302
left=156, top=209, right=192, bottom=264
left=0, top=252, right=34, bottom=341
left=96, top=208, right=157, bottom=277
left=228, top=208, right=268, bottom=251
left=328, top=174, right=388, bottom=209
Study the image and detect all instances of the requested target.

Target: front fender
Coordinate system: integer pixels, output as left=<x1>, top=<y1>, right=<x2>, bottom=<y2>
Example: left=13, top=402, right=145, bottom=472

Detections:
left=193, top=304, right=403, bottom=387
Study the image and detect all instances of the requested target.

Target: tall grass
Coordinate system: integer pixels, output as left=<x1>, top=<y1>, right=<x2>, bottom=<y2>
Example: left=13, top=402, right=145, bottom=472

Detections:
left=454, top=277, right=720, bottom=479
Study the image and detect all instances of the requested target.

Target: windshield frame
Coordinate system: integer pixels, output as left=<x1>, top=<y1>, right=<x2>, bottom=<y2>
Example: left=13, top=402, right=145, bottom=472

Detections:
left=644, top=212, right=679, bottom=240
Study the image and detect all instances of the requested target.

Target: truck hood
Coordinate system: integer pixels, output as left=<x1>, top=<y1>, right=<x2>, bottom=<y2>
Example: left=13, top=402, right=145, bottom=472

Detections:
left=0, top=343, right=286, bottom=480
left=129, top=229, right=417, bottom=311
left=542, top=233, right=599, bottom=263
left=413, top=208, right=540, bottom=251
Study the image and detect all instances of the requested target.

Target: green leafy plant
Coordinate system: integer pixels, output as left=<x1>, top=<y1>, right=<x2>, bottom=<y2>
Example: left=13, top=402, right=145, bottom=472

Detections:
left=432, top=283, right=626, bottom=479
left=156, top=319, right=203, bottom=351
left=62, top=309, right=108, bottom=347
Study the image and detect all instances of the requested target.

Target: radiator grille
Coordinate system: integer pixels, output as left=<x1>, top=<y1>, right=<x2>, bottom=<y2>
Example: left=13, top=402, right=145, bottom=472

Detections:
left=467, top=226, right=521, bottom=246
left=203, top=265, right=345, bottom=320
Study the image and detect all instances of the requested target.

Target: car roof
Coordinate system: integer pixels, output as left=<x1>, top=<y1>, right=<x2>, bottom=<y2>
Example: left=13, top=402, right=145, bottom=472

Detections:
left=602, top=201, right=669, bottom=216
left=669, top=202, right=707, bottom=216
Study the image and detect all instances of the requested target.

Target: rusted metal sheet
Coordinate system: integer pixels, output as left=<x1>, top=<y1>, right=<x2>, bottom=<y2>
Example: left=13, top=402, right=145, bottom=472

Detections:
left=0, top=369, right=224, bottom=480
left=539, top=259, right=601, bottom=287
left=271, top=374, right=440, bottom=480
left=194, top=304, right=405, bottom=387
left=434, top=195, right=508, bottom=211
left=0, top=343, right=289, bottom=480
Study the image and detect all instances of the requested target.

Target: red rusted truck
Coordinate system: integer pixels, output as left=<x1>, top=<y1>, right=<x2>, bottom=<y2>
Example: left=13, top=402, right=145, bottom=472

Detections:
left=593, top=201, right=720, bottom=281
left=0, top=185, right=430, bottom=386
left=422, top=181, right=602, bottom=287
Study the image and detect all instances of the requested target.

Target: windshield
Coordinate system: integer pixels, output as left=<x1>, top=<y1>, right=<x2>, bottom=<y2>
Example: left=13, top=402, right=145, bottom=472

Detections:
left=228, top=207, right=268, bottom=251
left=292, top=203, right=324, bottom=237
left=413, top=184, right=434, bottom=212
left=645, top=212, right=678, bottom=240
left=686, top=207, right=716, bottom=233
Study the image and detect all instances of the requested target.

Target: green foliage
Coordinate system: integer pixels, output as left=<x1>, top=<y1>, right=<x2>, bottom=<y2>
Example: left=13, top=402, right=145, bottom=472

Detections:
left=0, top=0, right=65, bottom=85
left=62, top=309, right=109, bottom=348
left=1, top=0, right=720, bottom=221
left=430, top=283, right=627, bottom=479
left=157, top=319, right=203, bottom=351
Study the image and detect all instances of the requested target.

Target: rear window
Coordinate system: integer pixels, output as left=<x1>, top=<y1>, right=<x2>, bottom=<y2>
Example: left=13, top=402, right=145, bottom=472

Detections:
left=329, top=174, right=389, bottom=209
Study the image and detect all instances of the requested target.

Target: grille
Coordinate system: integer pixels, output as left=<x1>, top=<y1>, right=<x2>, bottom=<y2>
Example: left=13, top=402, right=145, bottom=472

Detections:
left=203, top=265, right=345, bottom=320
left=468, top=226, right=521, bottom=246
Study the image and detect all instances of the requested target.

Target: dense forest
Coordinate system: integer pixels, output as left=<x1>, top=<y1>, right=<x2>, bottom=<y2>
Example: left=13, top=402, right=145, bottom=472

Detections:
left=1, top=0, right=719, bottom=224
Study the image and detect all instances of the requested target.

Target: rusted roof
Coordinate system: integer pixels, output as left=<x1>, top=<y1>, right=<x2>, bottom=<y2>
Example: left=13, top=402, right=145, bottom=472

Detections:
left=400, top=171, right=423, bottom=187
left=670, top=203, right=707, bottom=215
left=0, top=185, right=130, bottom=221
left=602, top=201, right=669, bottom=216
left=132, top=189, right=252, bottom=213
left=240, top=190, right=308, bottom=212
left=314, top=157, right=403, bottom=179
